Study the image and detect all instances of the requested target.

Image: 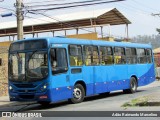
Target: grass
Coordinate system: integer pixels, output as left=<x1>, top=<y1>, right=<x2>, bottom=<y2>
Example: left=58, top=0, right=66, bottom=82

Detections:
left=122, top=97, right=149, bottom=107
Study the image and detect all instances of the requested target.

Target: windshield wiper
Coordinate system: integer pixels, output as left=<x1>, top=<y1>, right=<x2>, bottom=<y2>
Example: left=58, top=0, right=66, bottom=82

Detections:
left=27, top=50, right=38, bottom=62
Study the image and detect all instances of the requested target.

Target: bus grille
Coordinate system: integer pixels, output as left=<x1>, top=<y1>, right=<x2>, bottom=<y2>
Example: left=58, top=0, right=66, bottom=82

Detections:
left=14, top=84, right=37, bottom=88
left=18, top=90, right=36, bottom=93
left=19, top=95, right=35, bottom=99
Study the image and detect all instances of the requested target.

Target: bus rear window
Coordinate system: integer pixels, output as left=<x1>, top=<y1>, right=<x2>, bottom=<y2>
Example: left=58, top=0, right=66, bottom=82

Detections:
left=10, top=39, right=47, bottom=51
left=146, top=49, right=152, bottom=63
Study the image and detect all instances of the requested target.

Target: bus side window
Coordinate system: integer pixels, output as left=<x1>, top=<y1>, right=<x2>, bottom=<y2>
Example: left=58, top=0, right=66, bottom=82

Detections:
left=100, top=46, right=113, bottom=65
left=84, top=46, right=92, bottom=66
left=137, top=48, right=146, bottom=64
left=106, top=47, right=114, bottom=64
left=126, top=48, right=137, bottom=64
left=50, top=49, right=56, bottom=67
left=84, top=46, right=99, bottom=66
left=100, top=47, right=106, bottom=65
left=146, top=49, right=152, bottom=63
left=92, top=46, right=99, bottom=65
left=114, top=47, right=126, bottom=64
left=50, top=48, right=68, bottom=74
left=69, top=45, right=83, bottom=66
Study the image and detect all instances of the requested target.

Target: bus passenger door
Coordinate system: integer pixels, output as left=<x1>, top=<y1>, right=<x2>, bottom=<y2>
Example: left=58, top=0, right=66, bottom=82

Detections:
left=68, top=45, right=84, bottom=97
left=50, top=44, right=72, bottom=102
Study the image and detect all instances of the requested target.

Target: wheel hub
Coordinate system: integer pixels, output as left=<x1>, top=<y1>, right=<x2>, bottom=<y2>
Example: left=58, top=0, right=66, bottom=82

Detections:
left=73, top=88, right=82, bottom=99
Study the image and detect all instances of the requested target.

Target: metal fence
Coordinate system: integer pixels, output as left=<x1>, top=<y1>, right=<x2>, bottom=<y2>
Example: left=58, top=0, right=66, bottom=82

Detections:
left=0, top=47, right=9, bottom=96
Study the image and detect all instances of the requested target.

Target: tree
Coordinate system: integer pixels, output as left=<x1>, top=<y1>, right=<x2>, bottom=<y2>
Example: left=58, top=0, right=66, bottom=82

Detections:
left=156, top=28, right=160, bottom=34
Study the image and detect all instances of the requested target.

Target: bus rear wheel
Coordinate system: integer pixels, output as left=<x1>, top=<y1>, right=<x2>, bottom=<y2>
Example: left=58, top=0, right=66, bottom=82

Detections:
left=69, top=84, right=85, bottom=104
left=123, top=77, right=137, bottom=94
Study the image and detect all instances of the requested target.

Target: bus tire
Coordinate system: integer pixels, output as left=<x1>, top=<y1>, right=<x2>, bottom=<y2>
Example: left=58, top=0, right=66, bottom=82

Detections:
left=70, top=84, right=85, bottom=104
left=123, top=77, right=137, bottom=94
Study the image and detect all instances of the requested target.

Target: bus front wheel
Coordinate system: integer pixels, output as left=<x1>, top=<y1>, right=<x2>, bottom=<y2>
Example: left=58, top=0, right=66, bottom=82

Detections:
left=123, top=77, right=137, bottom=94
left=70, top=84, right=85, bottom=104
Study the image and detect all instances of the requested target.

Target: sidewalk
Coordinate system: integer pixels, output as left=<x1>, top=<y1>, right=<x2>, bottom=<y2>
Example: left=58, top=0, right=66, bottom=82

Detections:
left=0, top=96, right=35, bottom=107
left=0, top=96, right=9, bottom=106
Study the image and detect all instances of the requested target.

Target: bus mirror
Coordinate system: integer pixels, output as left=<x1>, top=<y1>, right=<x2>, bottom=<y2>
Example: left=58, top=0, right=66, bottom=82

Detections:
left=64, top=67, right=68, bottom=71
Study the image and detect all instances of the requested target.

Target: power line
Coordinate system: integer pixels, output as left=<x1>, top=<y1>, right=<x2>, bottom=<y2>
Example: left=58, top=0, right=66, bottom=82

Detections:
left=25, top=15, right=64, bottom=36
left=27, top=11, right=125, bottom=39
left=24, top=15, right=54, bottom=23
left=26, top=0, right=117, bottom=8
left=0, top=6, right=15, bottom=12
left=115, top=2, right=160, bottom=21
left=24, top=0, right=65, bottom=5
left=27, top=0, right=126, bottom=12
left=120, top=2, right=149, bottom=15
left=132, top=0, right=160, bottom=13
left=115, top=2, right=152, bottom=16
left=25, top=13, right=94, bottom=33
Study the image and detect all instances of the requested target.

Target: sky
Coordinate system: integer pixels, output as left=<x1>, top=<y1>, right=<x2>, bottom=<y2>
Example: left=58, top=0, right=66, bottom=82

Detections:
left=0, top=0, right=160, bottom=41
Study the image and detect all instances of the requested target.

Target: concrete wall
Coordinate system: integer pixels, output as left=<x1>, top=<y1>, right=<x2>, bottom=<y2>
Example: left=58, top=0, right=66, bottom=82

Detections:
left=0, top=42, right=11, bottom=96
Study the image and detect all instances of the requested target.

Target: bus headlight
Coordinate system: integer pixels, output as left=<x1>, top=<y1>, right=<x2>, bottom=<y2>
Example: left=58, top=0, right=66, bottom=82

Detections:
left=9, top=86, right=15, bottom=92
left=9, top=86, right=12, bottom=90
left=40, top=83, right=48, bottom=92
left=43, top=85, right=47, bottom=89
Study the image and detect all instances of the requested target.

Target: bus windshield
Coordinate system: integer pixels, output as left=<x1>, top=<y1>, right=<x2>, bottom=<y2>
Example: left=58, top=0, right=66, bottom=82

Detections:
left=9, top=51, right=48, bottom=82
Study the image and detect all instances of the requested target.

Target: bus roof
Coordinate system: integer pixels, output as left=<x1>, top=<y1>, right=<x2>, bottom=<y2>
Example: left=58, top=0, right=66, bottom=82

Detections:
left=14, top=37, right=152, bottom=49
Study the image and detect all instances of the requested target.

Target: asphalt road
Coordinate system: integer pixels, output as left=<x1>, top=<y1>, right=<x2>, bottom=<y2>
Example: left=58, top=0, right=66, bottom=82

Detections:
left=27, top=81, right=160, bottom=111
left=0, top=81, right=160, bottom=113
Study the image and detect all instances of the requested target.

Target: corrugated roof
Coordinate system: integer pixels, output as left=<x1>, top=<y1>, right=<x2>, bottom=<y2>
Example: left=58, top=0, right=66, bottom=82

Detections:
left=0, top=8, right=131, bottom=37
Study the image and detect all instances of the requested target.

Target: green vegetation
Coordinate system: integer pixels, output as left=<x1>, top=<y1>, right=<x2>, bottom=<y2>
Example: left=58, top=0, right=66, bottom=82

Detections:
left=122, top=97, right=148, bottom=107
left=156, top=28, right=160, bottom=34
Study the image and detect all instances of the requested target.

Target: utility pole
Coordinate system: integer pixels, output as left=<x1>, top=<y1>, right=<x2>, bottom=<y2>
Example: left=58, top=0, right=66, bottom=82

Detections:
left=151, top=13, right=160, bottom=34
left=16, top=0, right=24, bottom=40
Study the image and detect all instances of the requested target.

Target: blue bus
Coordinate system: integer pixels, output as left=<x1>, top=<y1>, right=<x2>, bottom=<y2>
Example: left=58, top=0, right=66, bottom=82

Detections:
left=8, top=37, right=155, bottom=105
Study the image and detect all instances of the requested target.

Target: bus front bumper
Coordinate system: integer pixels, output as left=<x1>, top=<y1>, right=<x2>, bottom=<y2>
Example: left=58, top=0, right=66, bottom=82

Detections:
left=9, top=90, right=51, bottom=102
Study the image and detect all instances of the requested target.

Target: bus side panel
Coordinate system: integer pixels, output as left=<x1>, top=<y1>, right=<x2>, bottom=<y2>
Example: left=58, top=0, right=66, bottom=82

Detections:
left=94, top=66, right=107, bottom=94
left=147, top=64, right=155, bottom=83
left=69, top=66, right=84, bottom=98
left=69, top=68, right=83, bottom=82
left=107, top=65, right=129, bottom=91
left=83, top=66, right=94, bottom=96
left=50, top=73, right=72, bottom=102
left=138, top=64, right=155, bottom=86
left=127, top=64, right=138, bottom=86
